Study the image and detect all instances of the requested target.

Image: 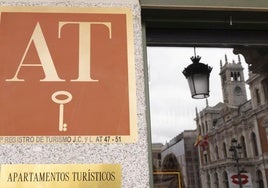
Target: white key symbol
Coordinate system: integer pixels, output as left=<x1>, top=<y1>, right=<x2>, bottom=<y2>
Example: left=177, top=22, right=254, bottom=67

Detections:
left=51, top=91, right=72, bottom=132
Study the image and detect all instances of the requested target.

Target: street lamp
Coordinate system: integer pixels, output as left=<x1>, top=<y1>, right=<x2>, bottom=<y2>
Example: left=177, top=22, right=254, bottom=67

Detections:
left=182, top=48, right=212, bottom=99
left=229, top=138, right=243, bottom=188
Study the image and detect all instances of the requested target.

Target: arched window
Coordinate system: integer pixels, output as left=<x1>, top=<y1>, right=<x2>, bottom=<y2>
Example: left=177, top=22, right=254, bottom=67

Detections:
left=251, top=132, right=259, bottom=156
left=162, top=153, right=180, bottom=171
left=223, top=142, right=227, bottom=158
left=234, top=72, right=238, bottom=81
left=255, top=88, right=261, bottom=105
left=223, top=171, right=229, bottom=188
left=215, top=145, right=219, bottom=160
left=207, top=173, right=211, bottom=188
left=214, top=172, right=219, bottom=188
left=261, top=78, right=268, bottom=102
left=231, top=72, right=234, bottom=81
left=203, top=153, right=208, bottom=164
left=161, top=153, right=182, bottom=187
left=237, top=72, right=241, bottom=81
left=256, top=170, right=264, bottom=188
left=240, top=136, right=247, bottom=158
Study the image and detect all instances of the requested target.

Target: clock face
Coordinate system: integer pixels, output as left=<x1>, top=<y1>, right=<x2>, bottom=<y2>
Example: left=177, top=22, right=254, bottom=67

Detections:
left=234, top=86, right=242, bottom=95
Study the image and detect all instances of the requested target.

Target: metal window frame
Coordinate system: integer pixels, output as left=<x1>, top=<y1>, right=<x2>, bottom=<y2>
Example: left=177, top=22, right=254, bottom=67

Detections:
left=140, top=4, right=268, bottom=188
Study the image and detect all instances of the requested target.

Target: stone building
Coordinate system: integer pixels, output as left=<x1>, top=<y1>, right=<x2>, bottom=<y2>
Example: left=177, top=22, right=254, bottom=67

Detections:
left=196, top=55, right=268, bottom=188
left=161, top=130, right=201, bottom=188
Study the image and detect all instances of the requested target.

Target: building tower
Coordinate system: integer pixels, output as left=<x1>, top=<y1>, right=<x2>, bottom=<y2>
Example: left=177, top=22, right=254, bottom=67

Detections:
left=219, top=55, right=247, bottom=106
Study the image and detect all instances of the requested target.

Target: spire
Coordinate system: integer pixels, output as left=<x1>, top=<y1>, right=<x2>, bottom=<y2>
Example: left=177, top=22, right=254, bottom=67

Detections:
left=238, top=55, right=241, bottom=64
left=206, top=98, right=209, bottom=107
left=220, top=60, right=222, bottom=69
left=195, top=107, right=200, bottom=125
left=225, top=54, right=228, bottom=64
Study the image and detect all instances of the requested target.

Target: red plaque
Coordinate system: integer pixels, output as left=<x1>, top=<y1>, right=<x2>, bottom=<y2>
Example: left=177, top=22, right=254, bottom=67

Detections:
left=0, top=7, right=137, bottom=143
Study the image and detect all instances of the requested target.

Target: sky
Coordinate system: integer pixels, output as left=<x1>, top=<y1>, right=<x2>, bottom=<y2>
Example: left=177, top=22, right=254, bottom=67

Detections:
left=147, top=47, right=250, bottom=144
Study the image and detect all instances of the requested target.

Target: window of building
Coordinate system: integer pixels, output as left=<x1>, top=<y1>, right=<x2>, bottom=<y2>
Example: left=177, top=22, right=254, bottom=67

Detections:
left=223, top=142, right=227, bottom=158
left=251, top=132, right=259, bottom=156
left=231, top=71, right=241, bottom=81
left=215, top=146, right=219, bottom=160
left=207, top=173, right=211, bottom=188
left=231, top=72, right=234, bottom=81
left=204, top=154, right=208, bottom=164
left=261, top=78, right=268, bottom=103
left=223, top=171, right=229, bottom=188
left=237, top=72, right=241, bottom=81
left=256, top=88, right=261, bottom=105
left=213, top=120, right=217, bottom=129
left=256, top=170, right=264, bottom=188
left=214, top=172, right=219, bottom=188
left=240, top=136, right=247, bottom=158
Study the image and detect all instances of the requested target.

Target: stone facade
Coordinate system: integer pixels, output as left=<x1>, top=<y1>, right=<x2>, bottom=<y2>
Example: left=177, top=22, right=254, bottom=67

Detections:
left=196, top=56, right=268, bottom=188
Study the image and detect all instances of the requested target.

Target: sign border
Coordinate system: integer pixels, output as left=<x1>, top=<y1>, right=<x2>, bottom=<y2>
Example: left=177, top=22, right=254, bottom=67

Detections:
left=0, top=6, right=137, bottom=143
